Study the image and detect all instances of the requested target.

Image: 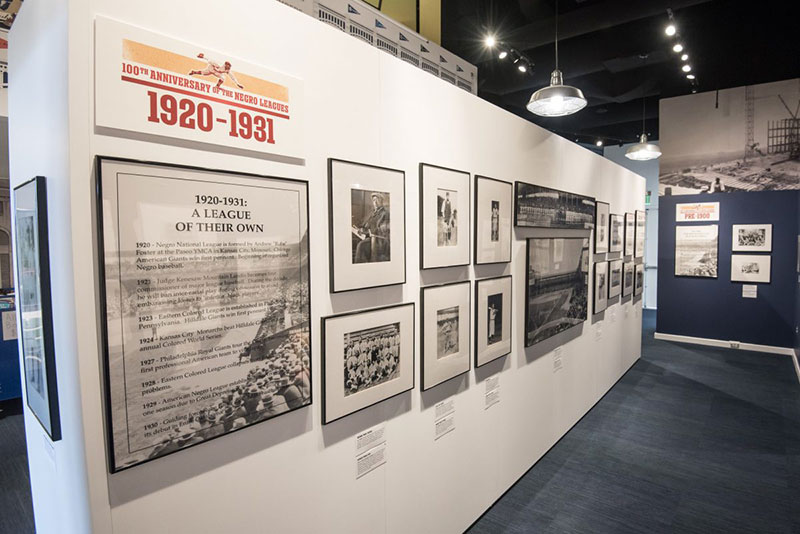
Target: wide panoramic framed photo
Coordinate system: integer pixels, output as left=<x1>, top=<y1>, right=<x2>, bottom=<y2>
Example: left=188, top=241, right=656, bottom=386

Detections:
left=634, top=263, right=644, bottom=296
left=514, top=181, right=595, bottom=229
left=421, top=281, right=471, bottom=390
left=608, top=259, right=623, bottom=299
left=475, top=275, right=512, bottom=366
left=13, top=176, right=61, bottom=442
left=420, top=164, right=471, bottom=269
left=635, top=210, right=646, bottom=258
left=329, top=158, right=406, bottom=292
left=675, top=224, right=718, bottom=278
left=525, top=237, right=589, bottom=347
left=610, top=214, right=624, bottom=253
left=97, top=157, right=311, bottom=472
left=321, top=302, right=415, bottom=424
left=624, top=212, right=635, bottom=257
left=731, top=254, right=771, bottom=283
left=732, top=224, right=772, bottom=253
left=593, top=261, right=608, bottom=314
left=474, top=176, right=512, bottom=265
left=622, top=261, right=635, bottom=297
left=594, top=201, right=609, bottom=254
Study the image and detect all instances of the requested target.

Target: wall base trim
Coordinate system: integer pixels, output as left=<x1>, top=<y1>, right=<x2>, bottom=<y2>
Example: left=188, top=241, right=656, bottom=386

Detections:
left=654, top=332, right=795, bottom=356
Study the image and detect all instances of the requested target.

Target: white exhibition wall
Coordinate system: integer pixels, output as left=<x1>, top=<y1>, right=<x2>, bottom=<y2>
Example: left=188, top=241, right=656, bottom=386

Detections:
left=9, top=1, right=644, bottom=533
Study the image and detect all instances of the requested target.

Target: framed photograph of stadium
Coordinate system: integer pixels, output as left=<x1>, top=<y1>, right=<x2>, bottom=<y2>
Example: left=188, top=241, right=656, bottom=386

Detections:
left=329, top=158, right=406, bottom=293
left=97, top=157, right=311, bottom=472
left=421, top=281, right=471, bottom=390
left=514, top=181, right=595, bottom=229
left=525, top=237, right=589, bottom=347
left=732, top=224, right=772, bottom=253
left=420, top=164, right=470, bottom=269
left=475, top=276, right=512, bottom=366
left=675, top=225, right=718, bottom=278
left=474, top=176, right=512, bottom=265
left=635, top=210, right=646, bottom=258
left=634, top=263, right=645, bottom=296
left=610, top=214, right=624, bottom=253
left=624, top=213, right=635, bottom=257
left=593, top=261, right=608, bottom=314
left=13, top=176, right=61, bottom=442
left=608, top=259, right=623, bottom=299
left=622, top=262, right=635, bottom=297
left=731, top=254, right=771, bottom=283
left=594, top=201, right=609, bottom=254
left=321, top=303, right=415, bottom=424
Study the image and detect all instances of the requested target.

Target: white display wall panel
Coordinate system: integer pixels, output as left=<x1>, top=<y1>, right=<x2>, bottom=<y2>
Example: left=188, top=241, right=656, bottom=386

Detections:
left=9, top=2, right=644, bottom=533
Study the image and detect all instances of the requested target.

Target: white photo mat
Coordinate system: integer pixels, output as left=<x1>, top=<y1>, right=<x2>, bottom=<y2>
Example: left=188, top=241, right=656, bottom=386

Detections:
left=731, top=254, right=771, bottom=283
left=421, top=281, right=471, bottom=390
left=474, top=176, right=512, bottom=264
left=608, top=259, right=623, bottom=299
left=594, top=201, right=609, bottom=254
left=610, top=214, right=624, bottom=253
left=635, top=210, right=646, bottom=258
left=594, top=261, right=608, bottom=313
left=420, top=164, right=470, bottom=269
left=731, top=224, right=772, bottom=252
left=624, top=212, right=635, bottom=257
left=622, top=262, right=634, bottom=297
left=634, top=263, right=644, bottom=296
left=475, top=276, right=512, bottom=366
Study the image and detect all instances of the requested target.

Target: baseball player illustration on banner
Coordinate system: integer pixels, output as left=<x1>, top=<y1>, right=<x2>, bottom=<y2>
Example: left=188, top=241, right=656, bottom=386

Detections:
left=189, top=53, right=244, bottom=89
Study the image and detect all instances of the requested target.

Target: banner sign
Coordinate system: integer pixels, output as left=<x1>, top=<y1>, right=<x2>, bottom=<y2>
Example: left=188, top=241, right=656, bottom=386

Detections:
left=95, top=17, right=304, bottom=160
left=675, top=202, right=719, bottom=222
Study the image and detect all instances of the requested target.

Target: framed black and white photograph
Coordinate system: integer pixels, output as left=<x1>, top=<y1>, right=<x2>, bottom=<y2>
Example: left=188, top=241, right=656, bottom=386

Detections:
left=608, top=259, right=623, bottom=299
left=525, top=238, right=589, bottom=347
left=475, top=276, right=512, bottom=366
left=675, top=225, right=718, bottom=278
left=594, top=201, right=609, bottom=254
left=624, top=212, right=635, bottom=257
left=732, top=224, right=772, bottom=253
left=514, top=181, right=595, bottom=229
left=13, top=176, right=60, bottom=441
left=474, top=176, right=512, bottom=265
left=98, top=158, right=311, bottom=472
left=420, top=164, right=471, bottom=269
left=322, top=303, right=415, bottom=424
left=421, top=281, right=471, bottom=390
left=610, top=214, right=624, bottom=253
left=329, top=158, right=406, bottom=292
left=731, top=254, right=771, bottom=283
left=634, top=263, right=645, bottom=296
left=622, top=262, right=635, bottom=297
left=635, top=210, right=646, bottom=258
left=593, top=261, right=608, bottom=314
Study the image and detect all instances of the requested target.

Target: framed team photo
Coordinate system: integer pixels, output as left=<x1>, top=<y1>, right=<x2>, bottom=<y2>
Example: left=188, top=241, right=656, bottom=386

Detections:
left=608, top=259, right=623, bottom=299
left=634, top=263, right=644, bottom=296
left=610, top=214, right=623, bottom=253
left=732, top=224, right=772, bottom=252
left=322, top=303, right=415, bottom=424
left=514, top=181, right=595, bottom=229
left=420, top=164, right=470, bottom=269
left=624, top=213, right=635, bottom=257
left=594, top=201, right=609, bottom=254
left=421, top=281, right=471, bottom=390
left=593, top=261, right=608, bottom=314
left=475, top=276, right=512, bottom=366
left=474, top=176, right=512, bottom=265
left=622, top=262, right=635, bottom=297
left=328, top=158, right=406, bottom=293
left=635, top=210, right=646, bottom=258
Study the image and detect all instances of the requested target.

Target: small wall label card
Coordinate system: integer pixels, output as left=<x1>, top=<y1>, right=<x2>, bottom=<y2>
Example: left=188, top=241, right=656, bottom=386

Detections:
left=676, top=202, right=720, bottom=222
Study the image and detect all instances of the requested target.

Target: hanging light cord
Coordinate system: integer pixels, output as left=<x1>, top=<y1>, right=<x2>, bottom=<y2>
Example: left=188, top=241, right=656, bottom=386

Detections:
left=642, top=96, right=646, bottom=136
left=554, top=0, right=559, bottom=71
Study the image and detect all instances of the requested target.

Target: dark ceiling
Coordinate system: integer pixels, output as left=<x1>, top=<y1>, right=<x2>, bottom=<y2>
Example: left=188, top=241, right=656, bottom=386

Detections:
left=442, top=0, right=800, bottom=145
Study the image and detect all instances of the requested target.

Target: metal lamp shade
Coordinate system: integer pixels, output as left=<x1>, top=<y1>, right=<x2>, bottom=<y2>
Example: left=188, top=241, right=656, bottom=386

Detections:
left=526, top=70, right=587, bottom=117
left=625, top=134, right=662, bottom=161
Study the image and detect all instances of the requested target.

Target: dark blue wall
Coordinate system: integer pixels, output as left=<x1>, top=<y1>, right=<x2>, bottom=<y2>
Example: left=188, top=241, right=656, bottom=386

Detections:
left=657, top=191, right=799, bottom=348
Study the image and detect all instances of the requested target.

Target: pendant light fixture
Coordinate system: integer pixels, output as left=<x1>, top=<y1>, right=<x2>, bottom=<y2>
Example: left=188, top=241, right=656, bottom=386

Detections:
left=526, top=0, right=587, bottom=117
left=625, top=96, right=662, bottom=161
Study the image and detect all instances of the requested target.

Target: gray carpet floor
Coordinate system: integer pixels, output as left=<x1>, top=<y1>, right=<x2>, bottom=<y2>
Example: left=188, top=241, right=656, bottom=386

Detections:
left=0, top=398, right=34, bottom=534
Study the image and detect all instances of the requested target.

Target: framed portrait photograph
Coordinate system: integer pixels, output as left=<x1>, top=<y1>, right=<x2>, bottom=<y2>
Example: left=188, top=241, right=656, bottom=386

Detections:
left=731, top=254, right=771, bottom=283
left=514, top=181, right=595, bottom=229
left=420, top=164, right=470, bottom=269
left=624, top=212, right=635, bottom=257
left=594, top=201, right=609, bottom=254
left=622, top=262, right=635, bottom=297
left=13, top=176, right=61, bottom=441
left=98, top=158, right=311, bottom=472
left=635, top=210, right=646, bottom=258
left=421, top=281, right=471, bottom=390
left=475, top=276, right=512, bottom=366
left=593, top=261, right=608, bottom=314
left=634, top=263, right=644, bottom=296
left=610, top=214, right=624, bottom=253
left=322, top=303, right=415, bottom=424
left=608, top=259, right=623, bottom=299
left=675, top=225, right=718, bottom=278
left=732, top=224, right=772, bottom=253
left=525, top=237, right=589, bottom=347
left=329, top=158, right=406, bottom=292
left=474, top=176, right=512, bottom=265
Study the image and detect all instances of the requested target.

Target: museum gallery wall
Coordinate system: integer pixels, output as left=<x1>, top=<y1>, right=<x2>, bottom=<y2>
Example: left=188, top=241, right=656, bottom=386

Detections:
left=7, top=2, right=645, bottom=533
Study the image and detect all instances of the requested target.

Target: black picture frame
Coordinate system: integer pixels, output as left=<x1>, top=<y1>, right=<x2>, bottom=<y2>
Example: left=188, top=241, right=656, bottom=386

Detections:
left=594, top=201, right=610, bottom=254
left=474, top=275, right=512, bottom=366
left=593, top=261, right=608, bottom=314
left=608, top=258, right=624, bottom=299
left=514, top=181, right=596, bottom=229
left=473, top=175, right=512, bottom=265
left=419, top=163, right=471, bottom=270
left=635, top=209, right=646, bottom=258
left=624, top=212, right=635, bottom=257
left=13, top=176, right=61, bottom=442
left=328, top=158, right=407, bottom=293
left=420, top=280, right=471, bottom=390
left=609, top=213, right=624, bottom=253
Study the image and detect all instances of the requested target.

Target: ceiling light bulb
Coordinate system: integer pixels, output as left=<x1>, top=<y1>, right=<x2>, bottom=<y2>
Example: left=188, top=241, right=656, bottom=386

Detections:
left=686, top=74, right=696, bottom=80
left=518, top=63, right=527, bottom=73
left=681, top=53, right=689, bottom=61
left=485, top=35, right=496, bottom=48
left=596, top=140, right=603, bottom=147
left=665, top=24, right=676, bottom=36
left=673, top=43, right=684, bottom=53
left=498, top=50, right=508, bottom=59
left=682, top=64, right=691, bottom=72
left=527, top=70, right=587, bottom=117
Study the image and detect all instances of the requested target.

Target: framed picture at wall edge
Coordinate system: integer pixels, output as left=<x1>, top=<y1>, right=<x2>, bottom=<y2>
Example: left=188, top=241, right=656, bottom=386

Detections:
left=675, top=225, right=718, bottom=278
left=13, top=176, right=61, bottom=441
left=329, top=158, right=406, bottom=292
left=634, top=263, right=644, bottom=296
left=419, top=164, right=470, bottom=269
left=514, top=181, right=595, bottom=229
left=98, top=158, right=311, bottom=472
left=475, top=275, right=512, bottom=366
left=474, top=176, right=512, bottom=265
left=634, top=210, right=646, bottom=258
left=624, top=212, right=635, bottom=257
left=594, top=261, right=608, bottom=314
left=321, top=303, right=415, bottom=424
left=608, top=259, right=623, bottom=299
left=622, top=261, right=635, bottom=298
left=610, top=214, right=624, bottom=253
left=732, top=224, right=772, bottom=253
left=420, top=281, right=471, bottom=390
left=594, top=201, right=609, bottom=254
left=731, top=254, right=771, bottom=283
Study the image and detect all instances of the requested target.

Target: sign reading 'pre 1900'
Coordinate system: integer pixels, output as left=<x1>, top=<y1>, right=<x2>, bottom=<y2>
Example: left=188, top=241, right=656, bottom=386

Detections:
left=94, top=17, right=304, bottom=160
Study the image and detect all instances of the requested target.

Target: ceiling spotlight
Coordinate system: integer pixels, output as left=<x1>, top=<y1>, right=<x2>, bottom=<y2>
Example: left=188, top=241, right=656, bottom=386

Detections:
left=686, top=74, right=696, bottom=80
left=518, top=63, right=528, bottom=73
left=682, top=64, right=692, bottom=72
left=673, top=43, right=684, bottom=53
left=665, top=24, right=676, bottom=36
left=485, top=35, right=497, bottom=48
left=498, top=50, right=508, bottom=59
left=681, top=53, right=689, bottom=61
left=596, top=140, right=603, bottom=147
